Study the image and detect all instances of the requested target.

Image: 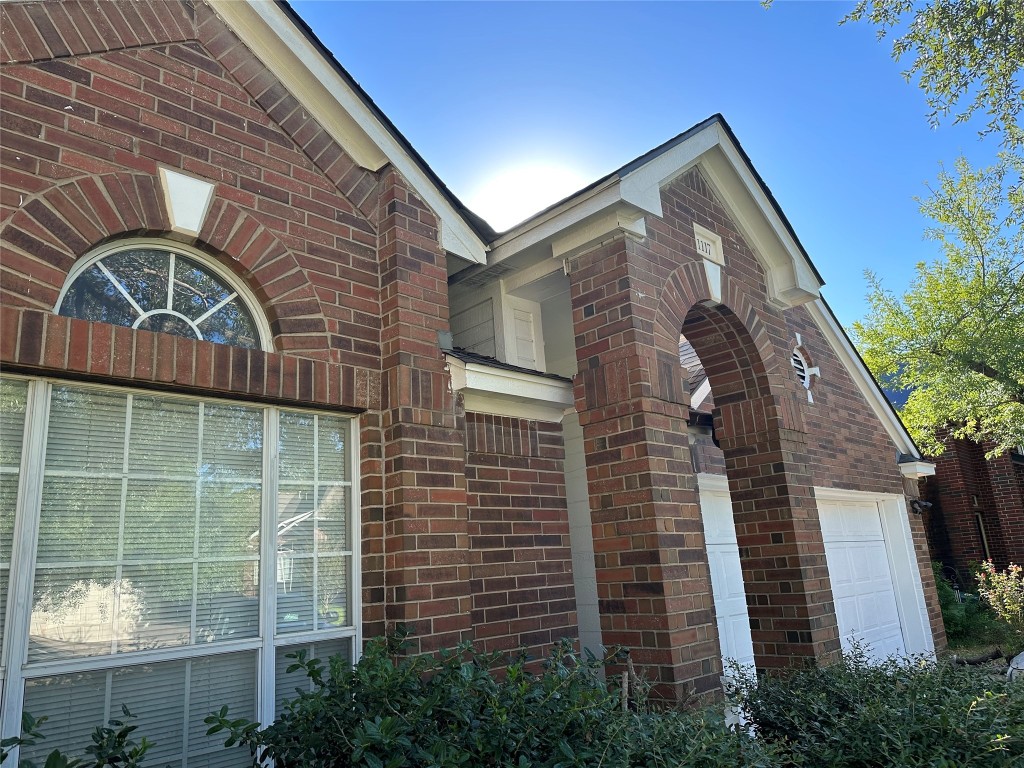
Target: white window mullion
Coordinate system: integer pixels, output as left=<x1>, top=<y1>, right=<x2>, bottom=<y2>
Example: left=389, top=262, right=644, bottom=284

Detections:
left=0, top=380, right=51, bottom=747
left=191, top=403, right=204, bottom=646
left=111, top=395, right=133, bottom=656
left=181, top=657, right=192, bottom=768
left=258, top=408, right=279, bottom=727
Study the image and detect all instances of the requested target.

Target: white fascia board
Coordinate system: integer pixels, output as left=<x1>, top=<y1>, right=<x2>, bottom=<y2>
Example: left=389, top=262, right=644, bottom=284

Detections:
left=488, top=180, right=623, bottom=263
left=446, top=354, right=574, bottom=422
left=805, top=298, right=921, bottom=459
left=689, top=377, right=712, bottom=410
left=617, top=124, right=721, bottom=215
left=699, top=134, right=820, bottom=308
left=211, top=1, right=487, bottom=264
left=488, top=122, right=822, bottom=312
left=899, top=461, right=936, bottom=479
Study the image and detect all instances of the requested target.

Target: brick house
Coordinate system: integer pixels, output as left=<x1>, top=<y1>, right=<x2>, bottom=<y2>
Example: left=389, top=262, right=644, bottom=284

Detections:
left=920, top=438, right=1024, bottom=584
left=0, top=0, right=943, bottom=762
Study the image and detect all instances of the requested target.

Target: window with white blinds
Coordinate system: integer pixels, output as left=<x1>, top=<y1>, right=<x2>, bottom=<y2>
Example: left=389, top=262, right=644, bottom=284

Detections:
left=0, top=377, right=359, bottom=766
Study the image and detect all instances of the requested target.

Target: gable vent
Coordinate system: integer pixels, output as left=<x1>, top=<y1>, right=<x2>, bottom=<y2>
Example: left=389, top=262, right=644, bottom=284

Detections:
left=791, top=349, right=809, bottom=387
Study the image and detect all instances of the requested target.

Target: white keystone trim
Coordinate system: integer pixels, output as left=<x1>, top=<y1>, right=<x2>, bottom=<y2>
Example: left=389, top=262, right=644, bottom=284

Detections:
left=210, top=1, right=486, bottom=265
left=445, top=355, right=574, bottom=422
left=158, top=167, right=215, bottom=236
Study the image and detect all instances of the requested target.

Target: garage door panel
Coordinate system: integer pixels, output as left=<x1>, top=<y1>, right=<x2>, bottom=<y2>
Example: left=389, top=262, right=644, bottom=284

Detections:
left=819, top=500, right=906, bottom=660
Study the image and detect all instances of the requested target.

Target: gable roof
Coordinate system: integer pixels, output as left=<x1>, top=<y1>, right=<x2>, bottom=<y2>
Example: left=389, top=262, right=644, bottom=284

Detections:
left=223, top=2, right=925, bottom=464
left=212, top=0, right=493, bottom=264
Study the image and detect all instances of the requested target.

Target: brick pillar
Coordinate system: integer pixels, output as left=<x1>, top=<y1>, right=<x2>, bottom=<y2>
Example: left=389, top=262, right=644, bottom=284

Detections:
left=376, top=169, right=471, bottom=652
left=570, top=237, right=722, bottom=702
left=715, top=397, right=840, bottom=669
left=985, top=448, right=1024, bottom=568
left=928, top=440, right=986, bottom=580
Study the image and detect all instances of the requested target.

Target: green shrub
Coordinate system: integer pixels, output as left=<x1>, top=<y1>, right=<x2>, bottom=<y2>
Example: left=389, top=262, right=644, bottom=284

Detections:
left=0, top=707, right=151, bottom=768
left=206, top=628, right=773, bottom=768
left=977, top=560, right=1024, bottom=643
left=934, top=561, right=1015, bottom=649
left=731, top=643, right=1024, bottom=767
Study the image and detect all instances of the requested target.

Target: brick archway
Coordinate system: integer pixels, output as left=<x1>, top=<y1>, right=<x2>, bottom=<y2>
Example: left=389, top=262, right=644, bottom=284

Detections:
left=0, top=172, right=329, bottom=351
left=652, top=257, right=839, bottom=672
left=679, top=302, right=840, bottom=672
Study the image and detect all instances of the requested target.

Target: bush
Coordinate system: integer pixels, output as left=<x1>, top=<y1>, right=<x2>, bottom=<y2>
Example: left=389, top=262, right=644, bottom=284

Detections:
left=732, top=643, right=1024, bottom=767
left=0, top=707, right=150, bottom=768
left=206, top=628, right=772, bottom=768
left=934, top=562, right=1015, bottom=649
left=977, top=560, right=1024, bottom=643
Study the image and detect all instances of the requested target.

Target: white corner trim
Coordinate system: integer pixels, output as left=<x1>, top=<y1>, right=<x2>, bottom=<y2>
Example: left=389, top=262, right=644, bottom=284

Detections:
left=210, top=0, right=487, bottom=265
left=446, top=354, right=574, bottom=422
left=899, top=461, right=936, bottom=479
left=805, top=298, right=920, bottom=458
left=158, top=167, right=215, bottom=236
left=690, top=377, right=712, bottom=409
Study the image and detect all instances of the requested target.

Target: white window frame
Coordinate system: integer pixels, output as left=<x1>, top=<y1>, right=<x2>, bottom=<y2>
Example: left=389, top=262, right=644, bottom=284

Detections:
left=0, top=374, right=361, bottom=755
left=53, top=238, right=275, bottom=353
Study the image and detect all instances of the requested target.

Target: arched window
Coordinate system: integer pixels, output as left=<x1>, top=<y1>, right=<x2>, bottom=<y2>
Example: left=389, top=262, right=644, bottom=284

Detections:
left=56, top=240, right=271, bottom=351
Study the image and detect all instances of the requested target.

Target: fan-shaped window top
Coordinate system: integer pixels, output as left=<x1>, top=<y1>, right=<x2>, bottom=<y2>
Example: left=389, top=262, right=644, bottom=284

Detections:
left=58, top=245, right=266, bottom=350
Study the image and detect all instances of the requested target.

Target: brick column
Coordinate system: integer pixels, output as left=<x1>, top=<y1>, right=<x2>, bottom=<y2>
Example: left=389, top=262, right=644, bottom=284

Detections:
left=715, top=397, right=840, bottom=669
left=570, top=237, right=722, bottom=701
left=985, top=448, right=1024, bottom=567
left=376, top=169, right=471, bottom=652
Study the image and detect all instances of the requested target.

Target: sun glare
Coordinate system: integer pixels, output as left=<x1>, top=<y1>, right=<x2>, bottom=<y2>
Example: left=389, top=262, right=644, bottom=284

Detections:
left=465, top=162, right=593, bottom=232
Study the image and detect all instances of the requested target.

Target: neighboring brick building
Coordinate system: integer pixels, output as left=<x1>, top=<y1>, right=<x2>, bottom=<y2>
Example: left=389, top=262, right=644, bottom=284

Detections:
left=0, top=0, right=943, bottom=762
left=921, top=438, right=1024, bottom=584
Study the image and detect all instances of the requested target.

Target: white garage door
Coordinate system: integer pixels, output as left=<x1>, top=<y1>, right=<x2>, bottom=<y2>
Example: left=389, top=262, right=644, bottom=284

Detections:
left=819, top=498, right=906, bottom=660
left=698, top=481, right=756, bottom=672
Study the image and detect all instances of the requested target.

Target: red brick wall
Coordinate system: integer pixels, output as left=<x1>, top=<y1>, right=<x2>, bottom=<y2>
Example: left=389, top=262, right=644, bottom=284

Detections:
left=0, top=0, right=474, bottom=652
left=463, top=413, right=576, bottom=658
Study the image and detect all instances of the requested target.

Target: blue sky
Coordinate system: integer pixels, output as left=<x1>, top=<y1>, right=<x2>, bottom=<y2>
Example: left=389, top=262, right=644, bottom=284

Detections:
left=291, top=0, right=1001, bottom=329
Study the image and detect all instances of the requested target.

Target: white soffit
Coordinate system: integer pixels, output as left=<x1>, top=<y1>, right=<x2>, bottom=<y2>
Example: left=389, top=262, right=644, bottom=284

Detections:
left=210, top=0, right=487, bottom=265
left=489, top=121, right=821, bottom=308
left=446, top=355, right=574, bottom=422
left=158, top=167, right=215, bottom=235
left=805, top=298, right=928, bottom=464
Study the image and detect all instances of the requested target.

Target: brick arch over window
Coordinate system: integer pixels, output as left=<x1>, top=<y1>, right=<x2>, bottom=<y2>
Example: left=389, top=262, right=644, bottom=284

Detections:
left=0, top=172, right=330, bottom=351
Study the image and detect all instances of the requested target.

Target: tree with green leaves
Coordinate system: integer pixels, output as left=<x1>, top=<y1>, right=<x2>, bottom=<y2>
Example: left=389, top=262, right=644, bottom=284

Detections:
left=832, top=0, right=1024, bottom=455
left=852, top=153, right=1023, bottom=455
left=843, top=0, right=1024, bottom=149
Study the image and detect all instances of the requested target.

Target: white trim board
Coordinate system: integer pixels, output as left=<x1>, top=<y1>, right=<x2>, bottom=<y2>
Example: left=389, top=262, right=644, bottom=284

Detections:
left=445, top=354, right=574, bottom=421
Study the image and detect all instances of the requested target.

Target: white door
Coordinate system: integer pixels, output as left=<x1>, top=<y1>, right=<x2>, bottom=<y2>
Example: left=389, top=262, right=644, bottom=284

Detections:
left=698, top=478, right=756, bottom=672
left=818, top=498, right=906, bottom=660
